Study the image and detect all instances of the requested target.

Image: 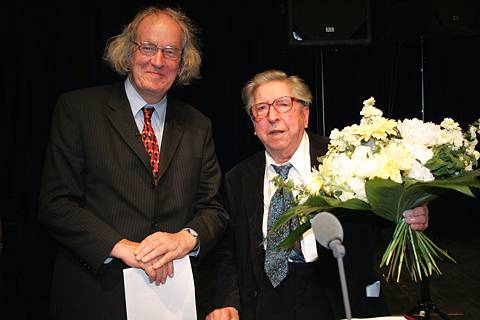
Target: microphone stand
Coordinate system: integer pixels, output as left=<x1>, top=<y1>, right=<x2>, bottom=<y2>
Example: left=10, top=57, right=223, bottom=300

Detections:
left=329, top=239, right=352, bottom=320
left=406, top=276, right=450, bottom=320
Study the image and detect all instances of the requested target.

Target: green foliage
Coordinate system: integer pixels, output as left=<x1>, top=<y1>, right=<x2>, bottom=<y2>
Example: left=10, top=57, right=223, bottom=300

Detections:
left=427, top=144, right=472, bottom=178
left=268, top=168, right=480, bottom=282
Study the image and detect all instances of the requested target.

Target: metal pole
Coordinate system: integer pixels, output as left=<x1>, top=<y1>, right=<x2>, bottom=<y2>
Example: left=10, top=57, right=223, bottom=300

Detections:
left=420, top=36, right=425, bottom=121
left=320, top=48, right=326, bottom=136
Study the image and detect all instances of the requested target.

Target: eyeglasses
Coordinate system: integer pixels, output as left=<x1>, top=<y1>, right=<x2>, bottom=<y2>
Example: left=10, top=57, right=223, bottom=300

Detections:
left=250, top=96, right=306, bottom=119
left=132, top=41, right=182, bottom=60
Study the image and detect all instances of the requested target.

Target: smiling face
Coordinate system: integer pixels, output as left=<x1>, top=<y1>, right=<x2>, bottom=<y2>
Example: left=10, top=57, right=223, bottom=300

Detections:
left=129, top=13, right=183, bottom=103
left=252, top=80, right=309, bottom=163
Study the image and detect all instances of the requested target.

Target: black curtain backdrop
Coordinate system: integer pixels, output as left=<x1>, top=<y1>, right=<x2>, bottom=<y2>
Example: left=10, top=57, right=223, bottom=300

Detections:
left=1, top=1, right=479, bottom=319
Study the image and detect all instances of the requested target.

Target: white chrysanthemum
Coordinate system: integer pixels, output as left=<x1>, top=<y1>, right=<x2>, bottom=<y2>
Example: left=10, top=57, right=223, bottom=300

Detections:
left=331, top=153, right=355, bottom=179
left=339, top=191, right=356, bottom=202
left=440, top=118, right=460, bottom=130
left=468, top=149, right=480, bottom=161
left=360, top=97, right=383, bottom=118
left=329, top=128, right=348, bottom=152
left=373, top=142, right=414, bottom=183
left=401, top=141, right=434, bottom=165
left=342, top=126, right=363, bottom=147
left=348, top=177, right=367, bottom=201
left=406, top=160, right=434, bottom=181
left=397, top=118, right=441, bottom=147
left=349, top=146, right=380, bottom=179
left=329, top=128, right=341, bottom=140
left=355, top=117, right=398, bottom=141
left=360, top=105, right=384, bottom=118
left=438, top=129, right=464, bottom=149
left=469, top=125, right=477, bottom=139
left=306, top=168, right=324, bottom=195
left=363, top=97, right=376, bottom=107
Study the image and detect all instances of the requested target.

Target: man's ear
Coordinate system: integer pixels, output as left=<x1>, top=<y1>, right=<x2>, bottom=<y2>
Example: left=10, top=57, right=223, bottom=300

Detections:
left=304, top=107, right=310, bottom=128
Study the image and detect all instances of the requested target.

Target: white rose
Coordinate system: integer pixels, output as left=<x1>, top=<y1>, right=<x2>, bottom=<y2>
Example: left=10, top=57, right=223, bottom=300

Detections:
left=402, top=142, right=434, bottom=165
left=397, top=118, right=441, bottom=146
left=339, top=191, right=355, bottom=202
left=348, top=177, right=367, bottom=201
left=332, top=153, right=354, bottom=177
left=406, top=160, right=434, bottom=182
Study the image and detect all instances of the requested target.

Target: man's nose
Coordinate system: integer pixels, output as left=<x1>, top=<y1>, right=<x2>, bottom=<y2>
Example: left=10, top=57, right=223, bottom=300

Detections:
left=150, top=50, right=166, bottom=66
left=267, top=105, right=280, bottom=121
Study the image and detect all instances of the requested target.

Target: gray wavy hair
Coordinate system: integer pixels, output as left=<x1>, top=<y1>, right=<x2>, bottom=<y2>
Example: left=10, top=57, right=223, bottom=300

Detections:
left=241, top=70, right=312, bottom=115
left=104, top=6, right=201, bottom=86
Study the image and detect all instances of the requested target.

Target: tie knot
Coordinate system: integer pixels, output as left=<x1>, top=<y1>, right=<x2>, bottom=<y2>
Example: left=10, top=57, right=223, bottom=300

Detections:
left=272, top=163, right=292, bottom=180
left=142, top=106, right=155, bottom=120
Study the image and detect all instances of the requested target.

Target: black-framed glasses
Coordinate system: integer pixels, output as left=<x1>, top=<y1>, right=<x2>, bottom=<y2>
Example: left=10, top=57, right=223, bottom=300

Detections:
left=132, top=41, right=182, bottom=60
left=250, top=96, right=306, bottom=119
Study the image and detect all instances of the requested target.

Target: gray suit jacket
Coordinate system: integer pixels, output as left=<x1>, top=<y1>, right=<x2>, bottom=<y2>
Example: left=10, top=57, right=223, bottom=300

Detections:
left=39, top=82, right=227, bottom=319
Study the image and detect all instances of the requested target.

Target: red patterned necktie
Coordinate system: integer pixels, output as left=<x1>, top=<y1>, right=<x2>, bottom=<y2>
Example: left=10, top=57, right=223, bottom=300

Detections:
left=141, top=107, right=160, bottom=185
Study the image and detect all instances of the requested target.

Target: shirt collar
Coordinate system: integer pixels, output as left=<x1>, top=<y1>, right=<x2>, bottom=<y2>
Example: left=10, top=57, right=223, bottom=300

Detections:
left=265, top=131, right=311, bottom=178
left=124, top=76, right=167, bottom=115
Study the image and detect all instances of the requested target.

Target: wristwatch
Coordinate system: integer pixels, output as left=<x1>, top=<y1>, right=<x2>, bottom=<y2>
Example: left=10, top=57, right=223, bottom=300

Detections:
left=183, top=228, right=199, bottom=241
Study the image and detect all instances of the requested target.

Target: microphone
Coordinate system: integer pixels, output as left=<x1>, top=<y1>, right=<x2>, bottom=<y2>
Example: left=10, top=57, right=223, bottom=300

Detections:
left=311, top=212, right=352, bottom=320
left=310, top=211, right=344, bottom=258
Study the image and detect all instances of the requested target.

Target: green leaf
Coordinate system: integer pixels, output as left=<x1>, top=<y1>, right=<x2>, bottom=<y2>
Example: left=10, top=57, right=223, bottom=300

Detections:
left=304, top=195, right=371, bottom=211
left=366, top=169, right=480, bottom=223
left=269, top=206, right=304, bottom=233
left=272, top=168, right=479, bottom=282
left=365, top=179, right=405, bottom=222
left=278, top=222, right=311, bottom=250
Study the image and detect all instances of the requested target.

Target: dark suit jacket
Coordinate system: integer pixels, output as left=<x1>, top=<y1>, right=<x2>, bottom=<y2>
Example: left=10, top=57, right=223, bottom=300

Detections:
left=213, top=132, right=389, bottom=319
left=39, top=82, right=228, bottom=320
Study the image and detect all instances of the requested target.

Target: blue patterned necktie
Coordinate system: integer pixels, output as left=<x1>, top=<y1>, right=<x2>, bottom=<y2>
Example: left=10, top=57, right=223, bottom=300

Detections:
left=264, top=163, right=294, bottom=288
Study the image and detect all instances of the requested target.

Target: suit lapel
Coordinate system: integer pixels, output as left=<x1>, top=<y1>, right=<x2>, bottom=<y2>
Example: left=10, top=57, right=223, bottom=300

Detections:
left=106, top=83, right=151, bottom=171
left=308, top=132, right=329, bottom=167
left=241, top=153, right=267, bottom=269
left=157, top=98, right=185, bottom=181
left=107, top=87, right=186, bottom=181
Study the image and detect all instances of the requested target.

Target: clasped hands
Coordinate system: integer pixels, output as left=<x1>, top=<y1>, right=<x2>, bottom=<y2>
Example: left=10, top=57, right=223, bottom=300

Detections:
left=111, top=229, right=198, bottom=285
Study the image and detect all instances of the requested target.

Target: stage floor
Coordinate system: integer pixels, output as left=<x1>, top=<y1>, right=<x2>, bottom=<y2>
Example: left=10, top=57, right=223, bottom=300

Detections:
left=377, top=230, right=480, bottom=319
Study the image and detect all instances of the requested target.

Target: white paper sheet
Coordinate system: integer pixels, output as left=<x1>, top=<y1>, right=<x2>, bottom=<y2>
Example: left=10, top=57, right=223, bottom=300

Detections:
left=123, top=256, right=197, bottom=320
left=366, top=280, right=381, bottom=297
left=342, top=317, right=407, bottom=320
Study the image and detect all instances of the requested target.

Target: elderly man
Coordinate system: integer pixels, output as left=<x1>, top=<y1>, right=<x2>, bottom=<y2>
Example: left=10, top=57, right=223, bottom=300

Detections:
left=206, top=70, right=428, bottom=320
left=39, top=6, right=227, bottom=320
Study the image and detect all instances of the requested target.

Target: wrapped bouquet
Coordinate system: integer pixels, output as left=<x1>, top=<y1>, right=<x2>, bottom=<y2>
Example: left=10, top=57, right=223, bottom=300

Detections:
left=273, top=97, right=480, bottom=282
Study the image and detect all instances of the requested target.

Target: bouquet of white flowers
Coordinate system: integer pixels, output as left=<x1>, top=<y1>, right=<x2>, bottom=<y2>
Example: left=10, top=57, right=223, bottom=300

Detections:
left=272, top=97, right=480, bottom=282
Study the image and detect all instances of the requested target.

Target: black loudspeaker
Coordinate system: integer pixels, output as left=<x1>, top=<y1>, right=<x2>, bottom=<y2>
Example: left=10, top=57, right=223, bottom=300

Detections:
left=383, top=0, right=480, bottom=39
left=429, top=0, right=480, bottom=37
left=287, top=0, right=371, bottom=46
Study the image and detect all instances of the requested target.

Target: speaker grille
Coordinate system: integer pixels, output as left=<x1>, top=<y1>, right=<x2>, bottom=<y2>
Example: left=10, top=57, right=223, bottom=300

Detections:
left=288, top=0, right=371, bottom=46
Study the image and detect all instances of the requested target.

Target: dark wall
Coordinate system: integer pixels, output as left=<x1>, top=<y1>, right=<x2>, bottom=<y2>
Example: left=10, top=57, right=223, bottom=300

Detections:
left=1, top=0, right=479, bottom=319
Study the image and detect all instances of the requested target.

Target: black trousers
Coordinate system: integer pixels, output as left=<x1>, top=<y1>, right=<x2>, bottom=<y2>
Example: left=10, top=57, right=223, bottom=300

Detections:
left=256, top=261, right=343, bottom=320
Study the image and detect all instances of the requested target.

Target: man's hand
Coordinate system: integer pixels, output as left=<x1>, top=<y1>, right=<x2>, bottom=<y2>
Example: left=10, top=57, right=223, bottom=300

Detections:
left=142, top=259, right=174, bottom=285
left=205, top=307, right=239, bottom=320
left=110, top=239, right=174, bottom=284
left=111, top=239, right=142, bottom=268
left=403, top=203, right=429, bottom=231
left=134, top=230, right=198, bottom=269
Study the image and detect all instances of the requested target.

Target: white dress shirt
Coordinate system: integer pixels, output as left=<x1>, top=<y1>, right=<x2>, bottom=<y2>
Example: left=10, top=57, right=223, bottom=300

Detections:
left=263, top=131, right=318, bottom=262
left=124, top=76, right=167, bottom=146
